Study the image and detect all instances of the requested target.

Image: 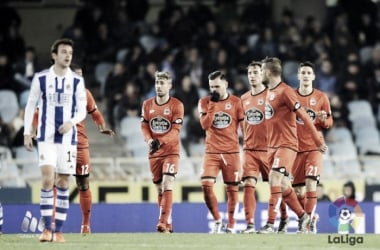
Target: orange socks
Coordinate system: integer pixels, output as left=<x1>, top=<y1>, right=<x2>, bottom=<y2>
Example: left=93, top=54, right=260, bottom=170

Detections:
left=283, top=187, right=304, bottom=218
left=267, top=186, right=282, bottom=224
left=243, top=185, right=256, bottom=224
left=305, top=191, right=317, bottom=215
left=79, top=189, right=92, bottom=226
left=202, top=184, right=221, bottom=221
left=159, top=190, right=173, bottom=224
left=226, top=185, right=239, bottom=228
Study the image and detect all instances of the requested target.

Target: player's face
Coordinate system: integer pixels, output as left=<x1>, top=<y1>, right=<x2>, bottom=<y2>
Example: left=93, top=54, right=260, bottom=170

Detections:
left=209, top=77, right=227, bottom=97
left=298, top=66, right=315, bottom=87
left=155, top=79, right=171, bottom=98
left=247, top=65, right=263, bottom=87
left=53, top=44, right=73, bottom=69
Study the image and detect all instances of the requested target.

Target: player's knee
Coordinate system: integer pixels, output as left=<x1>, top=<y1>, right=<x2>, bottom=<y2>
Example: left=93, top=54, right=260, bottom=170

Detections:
left=242, top=177, right=257, bottom=187
left=294, top=186, right=305, bottom=197
left=226, top=185, right=238, bottom=193
left=162, top=174, right=175, bottom=191
left=76, top=176, right=89, bottom=191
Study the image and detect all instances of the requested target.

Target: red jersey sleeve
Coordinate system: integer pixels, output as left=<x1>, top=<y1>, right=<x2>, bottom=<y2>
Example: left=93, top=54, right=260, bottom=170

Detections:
left=86, top=89, right=105, bottom=127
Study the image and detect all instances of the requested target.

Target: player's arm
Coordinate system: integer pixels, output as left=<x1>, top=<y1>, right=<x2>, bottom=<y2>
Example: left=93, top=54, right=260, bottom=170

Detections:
left=141, top=101, right=153, bottom=143
left=315, top=94, right=333, bottom=129
left=31, top=109, right=39, bottom=139
left=295, top=106, right=327, bottom=152
left=24, top=75, right=41, bottom=150
left=199, top=98, right=215, bottom=130
left=237, top=99, right=245, bottom=139
left=86, top=89, right=114, bottom=136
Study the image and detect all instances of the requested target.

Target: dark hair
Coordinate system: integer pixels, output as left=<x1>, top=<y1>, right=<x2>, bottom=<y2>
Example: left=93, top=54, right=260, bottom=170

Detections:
left=50, top=38, right=74, bottom=54
left=247, top=61, right=262, bottom=69
left=343, top=180, right=356, bottom=200
left=261, top=57, right=282, bottom=76
left=298, top=61, right=315, bottom=72
left=208, top=70, right=226, bottom=80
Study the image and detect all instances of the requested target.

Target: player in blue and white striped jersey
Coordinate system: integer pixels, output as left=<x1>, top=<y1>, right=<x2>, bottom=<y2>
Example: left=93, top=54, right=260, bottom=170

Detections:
left=23, top=38, right=87, bottom=243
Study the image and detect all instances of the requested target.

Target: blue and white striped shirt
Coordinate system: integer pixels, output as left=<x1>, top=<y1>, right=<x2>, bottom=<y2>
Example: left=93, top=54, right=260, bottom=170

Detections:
left=24, top=66, right=87, bottom=145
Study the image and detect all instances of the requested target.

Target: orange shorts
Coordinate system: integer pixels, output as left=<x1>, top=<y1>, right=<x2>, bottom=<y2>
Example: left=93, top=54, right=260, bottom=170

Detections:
left=242, top=150, right=270, bottom=181
left=292, top=151, right=323, bottom=186
left=267, top=147, right=297, bottom=175
left=76, top=147, right=91, bottom=176
left=149, top=155, right=179, bottom=184
left=201, top=153, right=241, bottom=184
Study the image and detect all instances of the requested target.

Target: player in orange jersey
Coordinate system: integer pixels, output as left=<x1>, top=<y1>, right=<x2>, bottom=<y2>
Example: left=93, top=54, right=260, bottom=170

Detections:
left=32, top=64, right=114, bottom=235
left=258, top=57, right=328, bottom=234
left=292, top=61, right=333, bottom=233
left=240, top=61, right=270, bottom=233
left=198, top=71, right=244, bottom=233
left=141, top=71, right=184, bottom=233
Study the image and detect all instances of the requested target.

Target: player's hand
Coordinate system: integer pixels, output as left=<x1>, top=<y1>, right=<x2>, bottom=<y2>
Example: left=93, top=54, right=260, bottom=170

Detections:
left=99, top=125, right=115, bottom=136
left=58, top=121, right=74, bottom=134
left=316, top=110, right=327, bottom=122
left=150, top=139, right=160, bottom=155
left=318, top=144, right=328, bottom=154
left=24, top=135, right=34, bottom=151
left=210, top=91, right=220, bottom=102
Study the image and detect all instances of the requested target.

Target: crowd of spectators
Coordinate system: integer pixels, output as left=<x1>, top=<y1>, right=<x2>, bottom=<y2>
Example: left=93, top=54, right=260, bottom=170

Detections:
left=1, top=0, right=380, bottom=156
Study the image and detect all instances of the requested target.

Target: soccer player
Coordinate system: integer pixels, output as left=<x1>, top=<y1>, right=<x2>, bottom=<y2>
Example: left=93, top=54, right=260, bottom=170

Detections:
left=141, top=71, right=184, bottom=233
left=292, top=61, right=333, bottom=233
left=240, top=61, right=270, bottom=233
left=24, top=38, right=87, bottom=242
left=198, top=71, right=244, bottom=233
left=259, top=57, right=328, bottom=234
left=31, top=64, right=114, bottom=235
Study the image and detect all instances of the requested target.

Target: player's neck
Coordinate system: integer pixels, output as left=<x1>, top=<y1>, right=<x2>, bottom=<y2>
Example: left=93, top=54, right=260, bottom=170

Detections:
left=156, top=95, right=170, bottom=105
left=298, top=85, right=313, bottom=95
left=268, top=77, right=282, bottom=89
left=251, top=84, right=265, bottom=95
left=53, top=65, right=69, bottom=77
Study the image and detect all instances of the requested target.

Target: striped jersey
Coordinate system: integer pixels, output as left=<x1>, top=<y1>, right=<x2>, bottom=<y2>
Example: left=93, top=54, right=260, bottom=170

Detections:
left=24, top=66, right=87, bottom=145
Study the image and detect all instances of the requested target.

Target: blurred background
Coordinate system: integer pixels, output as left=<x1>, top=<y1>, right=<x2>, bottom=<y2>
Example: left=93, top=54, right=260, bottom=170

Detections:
left=0, top=0, right=380, bottom=209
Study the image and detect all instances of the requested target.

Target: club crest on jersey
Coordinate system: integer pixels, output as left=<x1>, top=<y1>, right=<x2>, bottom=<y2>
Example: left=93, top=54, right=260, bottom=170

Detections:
left=265, top=104, right=274, bottom=119
left=225, top=103, right=232, bottom=110
left=213, top=112, right=232, bottom=129
left=150, top=116, right=171, bottom=134
left=258, top=99, right=264, bottom=105
left=246, top=108, right=264, bottom=125
left=269, top=93, right=275, bottom=101
left=310, top=98, right=317, bottom=106
left=164, top=107, right=170, bottom=115
left=296, top=108, right=316, bottom=124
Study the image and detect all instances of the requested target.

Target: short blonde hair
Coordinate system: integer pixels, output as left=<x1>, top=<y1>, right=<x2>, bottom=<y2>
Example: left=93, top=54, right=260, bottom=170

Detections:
left=155, top=71, right=172, bottom=83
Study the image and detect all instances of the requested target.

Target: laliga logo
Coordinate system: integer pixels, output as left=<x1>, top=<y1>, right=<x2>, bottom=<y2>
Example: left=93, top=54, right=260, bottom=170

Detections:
left=328, top=197, right=364, bottom=234
left=327, top=197, right=364, bottom=245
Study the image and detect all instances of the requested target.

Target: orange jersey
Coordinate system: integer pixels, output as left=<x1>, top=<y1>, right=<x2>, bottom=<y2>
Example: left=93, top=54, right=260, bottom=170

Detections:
left=77, top=89, right=105, bottom=149
left=295, top=88, right=333, bottom=152
left=241, top=88, right=268, bottom=151
left=198, top=94, right=244, bottom=153
left=31, top=89, right=105, bottom=149
left=141, top=97, right=184, bottom=158
left=265, top=82, right=300, bottom=150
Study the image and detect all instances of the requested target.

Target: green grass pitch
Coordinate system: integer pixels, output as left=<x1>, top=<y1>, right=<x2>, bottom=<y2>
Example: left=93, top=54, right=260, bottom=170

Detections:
left=0, top=233, right=378, bottom=250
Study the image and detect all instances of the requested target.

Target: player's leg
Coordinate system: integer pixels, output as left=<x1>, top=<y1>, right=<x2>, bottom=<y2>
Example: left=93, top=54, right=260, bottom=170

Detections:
left=52, top=144, right=77, bottom=242
left=201, top=154, right=222, bottom=233
left=304, top=151, right=322, bottom=233
left=37, top=142, right=56, bottom=242
left=241, top=151, right=258, bottom=233
left=157, top=156, right=178, bottom=233
left=76, top=147, right=92, bottom=234
left=222, top=153, right=241, bottom=233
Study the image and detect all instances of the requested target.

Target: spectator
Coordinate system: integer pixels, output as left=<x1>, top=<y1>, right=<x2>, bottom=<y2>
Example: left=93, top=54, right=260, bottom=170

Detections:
left=315, top=58, right=337, bottom=95
left=116, top=80, right=142, bottom=122
left=173, top=75, right=199, bottom=117
left=13, top=46, right=41, bottom=90
left=316, top=183, right=331, bottom=202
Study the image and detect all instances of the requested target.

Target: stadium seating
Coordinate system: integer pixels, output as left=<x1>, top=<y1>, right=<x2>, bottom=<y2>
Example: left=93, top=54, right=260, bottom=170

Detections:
left=0, top=90, right=19, bottom=123
left=94, top=62, right=114, bottom=97
left=0, top=146, right=26, bottom=187
left=13, top=146, right=39, bottom=182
